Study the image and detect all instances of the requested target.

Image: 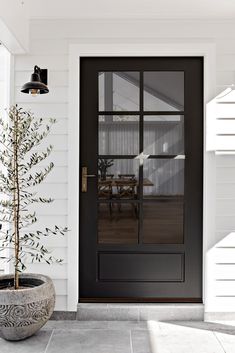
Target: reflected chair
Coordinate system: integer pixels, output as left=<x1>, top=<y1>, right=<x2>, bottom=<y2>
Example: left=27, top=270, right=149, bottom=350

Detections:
left=115, top=177, right=137, bottom=217
left=98, top=179, right=113, bottom=215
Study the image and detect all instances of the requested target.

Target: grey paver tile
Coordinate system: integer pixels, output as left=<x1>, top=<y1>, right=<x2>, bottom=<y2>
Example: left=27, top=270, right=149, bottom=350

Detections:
left=0, top=329, right=52, bottom=353
left=153, top=323, right=225, bottom=353
left=170, top=320, right=235, bottom=333
left=214, top=331, right=235, bottom=353
left=45, top=320, right=110, bottom=330
left=2, top=321, right=235, bottom=353
left=131, top=330, right=152, bottom=353
left=46, top=329, right=132, bottom=353
left=106, top=321, right=147, bottom=330
left=45, top=320, right=147, bottom=331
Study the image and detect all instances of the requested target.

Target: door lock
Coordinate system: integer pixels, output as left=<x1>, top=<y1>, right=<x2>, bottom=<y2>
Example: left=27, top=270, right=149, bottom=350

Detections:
left=82, top=167, right=96, bottom=192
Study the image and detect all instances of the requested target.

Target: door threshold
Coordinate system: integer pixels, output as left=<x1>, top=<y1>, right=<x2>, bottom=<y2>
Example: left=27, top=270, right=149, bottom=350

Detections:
left=79, top=298, right=202, bottom=303
left=77, top=303, right=204, bottom=321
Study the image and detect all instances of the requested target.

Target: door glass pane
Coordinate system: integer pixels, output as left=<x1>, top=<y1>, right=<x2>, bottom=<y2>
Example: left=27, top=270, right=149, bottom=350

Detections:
left=143, top=159, right=184, bottom=197
left=143, top=115, right=184, bottom=155
left=99, top=72, right=139, bottom=111
left=144, top=72, right=184, bottom=111
left=98, top=159, right=139, bottom=199
left=143, top=201, right=184, bottom=244
left=98, top=202, right=139, bottom=244
left=97, top=159, right=139, bottom=244
left=143, top=159, right=184, bottom=244
left=99, top=115, right=139, bottom=155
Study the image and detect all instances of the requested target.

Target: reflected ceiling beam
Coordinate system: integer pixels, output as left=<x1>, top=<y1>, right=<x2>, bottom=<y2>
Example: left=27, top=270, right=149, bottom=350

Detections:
left=117, top=72, right=183, bottom=111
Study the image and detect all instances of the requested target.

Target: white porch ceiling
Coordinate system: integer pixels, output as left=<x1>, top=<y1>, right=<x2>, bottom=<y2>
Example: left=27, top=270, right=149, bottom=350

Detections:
left=1, top=0, right=235, bottom=52
left=3, top=0, right=235, bottom=20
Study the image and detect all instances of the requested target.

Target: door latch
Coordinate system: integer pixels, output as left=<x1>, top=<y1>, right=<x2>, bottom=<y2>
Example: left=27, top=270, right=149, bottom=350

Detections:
left=82, top=167, right=96, bottom=192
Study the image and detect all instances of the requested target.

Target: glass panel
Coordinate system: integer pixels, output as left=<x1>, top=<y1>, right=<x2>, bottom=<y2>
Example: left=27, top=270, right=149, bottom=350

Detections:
left=98, top=202, right=139, bottom=244
left=143, top=159, right=184, bottom=198
left=143, top=201, right=184, bottom=244
left=98, top=159, right=139, bottom=200
left=143, top=157, right=184, bottom=244
left=99, top=72, right=139, bottom=111
left=144, top=72, right=184, bottom=111
left=99, top=115, right=139, bottom=155
left=143, top=115, right=184, bottom=155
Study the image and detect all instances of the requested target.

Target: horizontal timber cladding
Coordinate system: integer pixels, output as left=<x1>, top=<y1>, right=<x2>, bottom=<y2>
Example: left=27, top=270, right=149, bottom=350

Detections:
left=13, top=18, right=235, bottom=311
left=14, top=29, right=69, bottom=311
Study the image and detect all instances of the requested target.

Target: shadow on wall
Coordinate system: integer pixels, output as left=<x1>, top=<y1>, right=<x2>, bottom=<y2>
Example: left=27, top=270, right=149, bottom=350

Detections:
left=206, top=232, right=235, bottom=315
left=205, top=85, right=235, bottom=317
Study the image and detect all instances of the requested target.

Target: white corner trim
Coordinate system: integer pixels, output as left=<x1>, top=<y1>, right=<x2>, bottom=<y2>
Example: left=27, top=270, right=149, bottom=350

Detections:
left=68, top=41, right=216, bottom=311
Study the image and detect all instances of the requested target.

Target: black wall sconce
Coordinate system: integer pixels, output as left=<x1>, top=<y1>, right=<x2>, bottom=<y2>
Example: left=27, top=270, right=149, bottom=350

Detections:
left=21, top=65, right=49, bottom=96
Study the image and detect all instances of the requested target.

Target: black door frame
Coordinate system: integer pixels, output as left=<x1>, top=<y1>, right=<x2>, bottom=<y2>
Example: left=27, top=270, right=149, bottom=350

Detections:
left=80, top=57, right=203, bottom=302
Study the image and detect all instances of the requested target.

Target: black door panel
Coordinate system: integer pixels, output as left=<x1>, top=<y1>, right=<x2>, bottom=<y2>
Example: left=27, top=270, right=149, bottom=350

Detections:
left=80, top=57, right=203, bottom=302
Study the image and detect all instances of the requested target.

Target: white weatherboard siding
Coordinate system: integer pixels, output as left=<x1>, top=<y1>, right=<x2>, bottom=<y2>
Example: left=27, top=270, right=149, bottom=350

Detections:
left=12, top=19, right=235, bottom=312
left=0, top=45, right=11, bottom=276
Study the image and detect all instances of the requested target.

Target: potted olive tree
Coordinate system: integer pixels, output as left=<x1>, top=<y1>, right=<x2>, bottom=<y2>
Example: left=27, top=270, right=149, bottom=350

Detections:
left=0, top=106, right=67, bottom=341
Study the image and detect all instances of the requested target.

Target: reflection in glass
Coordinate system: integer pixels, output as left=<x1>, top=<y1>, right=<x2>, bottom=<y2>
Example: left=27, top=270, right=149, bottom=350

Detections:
left=144, top=72, right=184, bottom=111
left=143, top=115, right=184, bottom=155
left=98, top=203, right=138, bottom=244
left=143, top=201, right=184, bottom=244
left=99, top=115, right=139, bottom=155
left=143, top=159, right=184, bottom=197
left=98, top=159, right=139, bottom=200
left=99, top=72, right=139, bottom=111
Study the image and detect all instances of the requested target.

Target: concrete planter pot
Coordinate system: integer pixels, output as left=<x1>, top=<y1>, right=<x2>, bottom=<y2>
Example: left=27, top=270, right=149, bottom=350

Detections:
left=0, top=273, right=55, bottom=341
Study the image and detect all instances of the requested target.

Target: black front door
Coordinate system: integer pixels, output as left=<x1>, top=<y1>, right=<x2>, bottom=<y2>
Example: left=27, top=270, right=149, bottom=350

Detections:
left=80, top=57, right=203, bottom=302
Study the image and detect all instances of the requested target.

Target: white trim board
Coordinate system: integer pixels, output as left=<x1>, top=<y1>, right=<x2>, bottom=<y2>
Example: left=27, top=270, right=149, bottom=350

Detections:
left=68, top=42, right=216, bottom=311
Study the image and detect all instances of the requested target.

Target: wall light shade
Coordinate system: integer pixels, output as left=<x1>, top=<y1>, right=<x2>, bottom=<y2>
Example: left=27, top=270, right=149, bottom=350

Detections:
left=21, top=65, right=49, bottom=96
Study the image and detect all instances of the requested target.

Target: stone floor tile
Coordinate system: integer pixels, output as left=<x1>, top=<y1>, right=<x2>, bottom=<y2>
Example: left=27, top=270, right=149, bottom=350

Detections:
left=152, top=323, right=225, bottom=353
left=172, top=320, right=235, bottom=334
left=0, top=329, right=52, bottom=353
left=106, top=321, right=148, bottom=330
left=45, top=320, right=110, bottom=330
left=46, top=329, right=132, bottom=353
left=45, top=320, right=147, bottom=331
left=214, top=331, right=235, bottom=353
left=131, top=330, right=152, bottom=353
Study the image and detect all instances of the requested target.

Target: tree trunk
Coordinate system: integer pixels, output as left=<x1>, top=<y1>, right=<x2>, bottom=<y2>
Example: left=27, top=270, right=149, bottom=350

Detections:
left=13, top=109, right=20, bottom=290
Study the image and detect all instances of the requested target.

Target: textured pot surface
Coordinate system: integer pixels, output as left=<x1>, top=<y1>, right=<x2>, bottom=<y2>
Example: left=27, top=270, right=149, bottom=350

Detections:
left=0, top=273, right=55, bottom=341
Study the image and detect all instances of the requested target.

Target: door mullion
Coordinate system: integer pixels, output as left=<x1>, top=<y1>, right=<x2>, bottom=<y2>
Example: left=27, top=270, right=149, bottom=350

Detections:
left=139, top=71, right=144, bottom=245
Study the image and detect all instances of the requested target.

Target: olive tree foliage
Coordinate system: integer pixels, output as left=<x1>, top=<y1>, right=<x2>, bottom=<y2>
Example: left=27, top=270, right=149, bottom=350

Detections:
left=0, top=106, right=68, bottom=289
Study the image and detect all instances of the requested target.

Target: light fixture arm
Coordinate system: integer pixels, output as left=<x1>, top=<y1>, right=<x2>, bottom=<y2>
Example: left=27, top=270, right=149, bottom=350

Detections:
left=34, top=65, right=41, bottom=74
left=34, top=65, right=42, bottom=79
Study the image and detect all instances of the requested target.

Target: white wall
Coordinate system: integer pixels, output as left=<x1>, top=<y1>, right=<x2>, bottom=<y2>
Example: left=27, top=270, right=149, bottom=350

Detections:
left=0, top=45, right=11, bottom=275
left=13, top=19, right=235, bottom=312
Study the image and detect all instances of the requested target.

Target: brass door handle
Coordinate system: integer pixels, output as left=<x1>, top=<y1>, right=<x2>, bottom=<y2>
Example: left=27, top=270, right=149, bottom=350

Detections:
left=82, top=167, right=96, bottom=192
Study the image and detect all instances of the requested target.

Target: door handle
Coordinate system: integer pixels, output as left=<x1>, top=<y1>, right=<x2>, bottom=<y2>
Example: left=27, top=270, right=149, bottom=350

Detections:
left=82, top=167, right=96, bottom=192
